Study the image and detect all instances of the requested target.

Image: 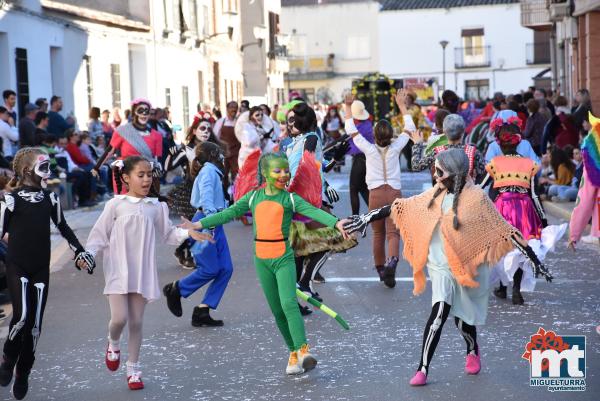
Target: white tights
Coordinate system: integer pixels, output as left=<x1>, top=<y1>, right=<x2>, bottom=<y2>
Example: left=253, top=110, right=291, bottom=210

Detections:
left=107, top=293, right=147, bottom=364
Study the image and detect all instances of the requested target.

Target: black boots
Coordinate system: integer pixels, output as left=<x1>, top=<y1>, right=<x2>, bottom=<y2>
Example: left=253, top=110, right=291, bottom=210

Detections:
left=512, top=269, right=524, bottom=305
left=12, top=371, right=29, bottom=400
left=493, top=283, right=507, bottom=299
left=191, top=306, right=223, bottom=327
left=0, top=355, right=16, bottom=387
left=375, top=265, right=385, bottom=281
left=383, top=256, right=399, bottom=289
left=163, top=281, right=183, bottom=317
left=298, top=303, right=312, bottom=316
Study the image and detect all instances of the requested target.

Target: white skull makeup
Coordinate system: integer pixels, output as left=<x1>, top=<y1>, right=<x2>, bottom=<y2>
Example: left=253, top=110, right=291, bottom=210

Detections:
left=195, top=122, right=211, bottom=142
left=133, top=104, right=151, bottom=128
left=33, top=154, right=51, bottom=188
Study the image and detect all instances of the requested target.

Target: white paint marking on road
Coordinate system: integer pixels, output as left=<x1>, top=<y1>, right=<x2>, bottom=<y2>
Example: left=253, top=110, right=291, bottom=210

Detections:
left=325, top=277, right=423, bottom=282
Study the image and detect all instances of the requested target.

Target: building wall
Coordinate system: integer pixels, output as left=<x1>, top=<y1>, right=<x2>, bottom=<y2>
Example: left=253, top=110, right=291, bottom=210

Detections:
left=378, top=3, right=542, bottom=99
left=0, top=0, right=244, bottom=132
left=280, top=1, right=379, bottom=102
left=577, top=11, right=600, bottom=112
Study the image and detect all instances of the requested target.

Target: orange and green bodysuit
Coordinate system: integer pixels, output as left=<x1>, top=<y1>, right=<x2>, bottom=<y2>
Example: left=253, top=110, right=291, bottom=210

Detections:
left=200, top=180, right=338, bottom=351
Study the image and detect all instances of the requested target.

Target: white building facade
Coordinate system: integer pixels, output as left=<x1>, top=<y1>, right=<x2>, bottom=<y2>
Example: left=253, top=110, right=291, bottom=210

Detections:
left=378, top=0, right=549, bottom=101
left=280, top=0, right=380, bottom=103
left=0, top=0, right=244, bottom=131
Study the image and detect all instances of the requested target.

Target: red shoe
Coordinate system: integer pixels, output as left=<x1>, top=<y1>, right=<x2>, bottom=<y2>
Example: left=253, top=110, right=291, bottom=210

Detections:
left=127, top=374, right=144, bottom=390
left=105, top=344, right=120, bottom=371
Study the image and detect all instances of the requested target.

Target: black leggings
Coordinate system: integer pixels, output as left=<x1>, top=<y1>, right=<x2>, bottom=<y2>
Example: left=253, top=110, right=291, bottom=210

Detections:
left=295, top=252, right=328, bottom=289
left=417, top=302, right=478, bottom=375
left=349, top=154, right=369, bottom=215
left=3, top=263, right=49, bottom=374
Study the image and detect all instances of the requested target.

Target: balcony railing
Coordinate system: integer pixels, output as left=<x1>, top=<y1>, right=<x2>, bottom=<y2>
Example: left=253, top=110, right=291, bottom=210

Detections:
left=526, top=42, right=551, bottom=65
left=287, top=54, right=335, bottom=80
left=521, top=0, right=552, bottom=27
left=454, top=46, right=491, bottom=69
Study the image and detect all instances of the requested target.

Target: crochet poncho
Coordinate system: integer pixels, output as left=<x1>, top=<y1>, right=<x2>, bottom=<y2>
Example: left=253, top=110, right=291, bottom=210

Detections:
left=391, top=182, right=519, bottom=295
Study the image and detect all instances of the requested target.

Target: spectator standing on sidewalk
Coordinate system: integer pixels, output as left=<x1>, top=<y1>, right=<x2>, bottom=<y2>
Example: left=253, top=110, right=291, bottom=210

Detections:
left=523, top=99, right=548, bottom=156
left=34, top=111, right=49, bottom=146
left=87, top=107, right=103, bottom=140
left=18, top=103, right=39, bottom=148
left=2, top=90, right=16, bottom=124
left=47, top=96, right=74, bottom=138
left=0, top=107, right=18, bottom=158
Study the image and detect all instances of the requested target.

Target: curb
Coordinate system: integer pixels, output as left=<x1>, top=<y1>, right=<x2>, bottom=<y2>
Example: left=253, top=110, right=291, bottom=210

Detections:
left=542, top=200, right=573, bottom=222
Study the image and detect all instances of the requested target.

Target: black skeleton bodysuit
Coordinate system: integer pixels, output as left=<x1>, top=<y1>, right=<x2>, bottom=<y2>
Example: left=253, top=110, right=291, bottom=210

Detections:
left=0, top=186, right=85, bottom=374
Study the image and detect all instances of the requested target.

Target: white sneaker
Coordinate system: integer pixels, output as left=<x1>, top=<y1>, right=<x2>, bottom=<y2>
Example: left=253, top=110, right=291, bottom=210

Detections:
left=285, top=351, right=303, bottom=375
left=298, top=344, right=317, bottom=372
left=581, top=235, right=599, bottom=244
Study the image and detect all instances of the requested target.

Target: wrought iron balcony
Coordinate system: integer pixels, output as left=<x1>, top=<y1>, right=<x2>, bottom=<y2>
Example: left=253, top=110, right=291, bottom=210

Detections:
left=454, top=46, right=491, bottom=69
left=526, top=42, right=551, bottom=65
left=287, top=54, right=335, bottom=80
left=521, top=0, right=552, bottom=28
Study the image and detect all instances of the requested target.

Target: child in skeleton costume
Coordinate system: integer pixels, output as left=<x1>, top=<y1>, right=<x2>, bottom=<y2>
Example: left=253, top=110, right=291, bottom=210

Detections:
left=285, top=103, right=356, bottom=304
left=179, top=152, right=350, bottom=375
left=92, top=99, right=163, bottom=194
left=165, top=116, right=224, bottom=269
left=84, top=156, right=210, bottom=391
left=0, top=148, right=95, bottom=400
left=344, top=149, right=552, bottom=386
left=482, top=115, right=567, bottom=305
left=163, top=142, right=233, bottom=327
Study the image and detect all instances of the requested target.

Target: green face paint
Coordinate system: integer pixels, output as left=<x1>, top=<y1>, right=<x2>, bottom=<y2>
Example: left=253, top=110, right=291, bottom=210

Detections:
left=264, top=157, right=290, bottom=194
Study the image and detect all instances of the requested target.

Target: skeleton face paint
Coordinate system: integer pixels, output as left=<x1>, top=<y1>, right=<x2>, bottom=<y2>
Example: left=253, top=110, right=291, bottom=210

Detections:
left=195, top=122, right=211, bottom=142
left=133, top=104, right=150, bottom=129
left=32, top=154, right=51, bottom=188
left=265, top=158, right=290, bottom=192
left=434, top=160, right=455, bottom=190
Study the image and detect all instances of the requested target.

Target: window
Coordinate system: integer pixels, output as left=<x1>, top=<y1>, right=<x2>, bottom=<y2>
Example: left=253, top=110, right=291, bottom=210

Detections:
left=462, top=28, right=484, bottom=57
left=198, top=71, right=204, bottom=103
left=83, top=55, right=93, bottom=110
left=162, top=0, right=170, bottom=30
left=165, top=88, right=171, bottom=107
left=346, top=36, right=369, bottom=59
left=268, top=12, right=280, bottom=53
left=110, top=64, right=121, bottom=108
left=465, top=79, right=489, bottom=101
left=188, top=0, right=198, bottom=35
left=224, top=79, right=228, bottom=102
left=182, top=86, right=190, bottom=130
left=202, top=5, right=209, bottom=36
left=211, top=0, right=217, bottom=35
left=15, top=48, right=29, bottom=118
left=222, top=0, right=237, bottom=14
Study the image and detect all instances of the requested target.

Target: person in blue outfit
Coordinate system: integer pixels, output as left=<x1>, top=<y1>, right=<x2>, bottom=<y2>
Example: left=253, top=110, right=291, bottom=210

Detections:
left=163, top=141, right=233, bottom=327
left=485, top=110, right=541, bottom=164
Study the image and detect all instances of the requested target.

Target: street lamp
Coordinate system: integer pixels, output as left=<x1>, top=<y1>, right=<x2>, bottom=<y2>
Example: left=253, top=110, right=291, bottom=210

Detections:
left=439, top=40, right=449, bottom=92
left=240, top=25, right=268, bottom=52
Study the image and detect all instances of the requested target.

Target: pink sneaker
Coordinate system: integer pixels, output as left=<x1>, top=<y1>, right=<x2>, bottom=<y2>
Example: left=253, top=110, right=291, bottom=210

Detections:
left=465, top=353, right=481, bottom=375
left=409, top=371, right=427, bottom=386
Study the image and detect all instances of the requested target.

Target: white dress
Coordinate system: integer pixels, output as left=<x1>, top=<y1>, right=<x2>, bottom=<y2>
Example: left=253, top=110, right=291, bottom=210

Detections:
left=85, top=195, right=189, bottom=301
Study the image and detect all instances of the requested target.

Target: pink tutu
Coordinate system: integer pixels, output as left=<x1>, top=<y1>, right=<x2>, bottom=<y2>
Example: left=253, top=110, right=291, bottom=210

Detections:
left=494, top=192, right=542, bottom=240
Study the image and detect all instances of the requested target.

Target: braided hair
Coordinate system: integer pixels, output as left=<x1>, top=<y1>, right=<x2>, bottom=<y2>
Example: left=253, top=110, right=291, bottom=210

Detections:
left=8, top=147, right=46, bottom=191
left=256, top=152, right=288, bottom=187
left=428, top=148, right=469, bottom=230
left=191, top=141, right=224, bottom=179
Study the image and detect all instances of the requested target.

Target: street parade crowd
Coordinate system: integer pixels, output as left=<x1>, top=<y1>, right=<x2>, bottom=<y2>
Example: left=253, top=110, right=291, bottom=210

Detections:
left=0, top=84, right=597, bottom=399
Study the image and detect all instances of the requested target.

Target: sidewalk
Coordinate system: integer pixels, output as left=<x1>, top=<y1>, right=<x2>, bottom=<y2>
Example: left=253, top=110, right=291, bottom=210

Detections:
left=542, top=199, right=576, bottom=221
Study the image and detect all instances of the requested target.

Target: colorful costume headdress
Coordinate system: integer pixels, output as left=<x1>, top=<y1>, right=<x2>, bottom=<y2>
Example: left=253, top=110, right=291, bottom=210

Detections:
left=490, top=110, right=522, bottom=146
left=582, top=112, right=600, bottom=186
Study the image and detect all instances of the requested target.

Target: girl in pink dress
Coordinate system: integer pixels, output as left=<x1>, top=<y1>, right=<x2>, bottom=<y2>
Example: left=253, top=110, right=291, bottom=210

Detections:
left=92, top=99, right=163, bottom=194
left=85, top=156, right=211, bottom=390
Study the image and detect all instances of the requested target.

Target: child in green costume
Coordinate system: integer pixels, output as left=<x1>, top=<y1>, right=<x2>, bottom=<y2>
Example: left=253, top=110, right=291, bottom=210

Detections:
left=179, top=152, right=350, bottom=375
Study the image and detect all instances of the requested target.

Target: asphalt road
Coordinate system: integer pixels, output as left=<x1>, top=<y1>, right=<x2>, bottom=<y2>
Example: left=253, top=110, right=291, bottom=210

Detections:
left=0, top=170, right=598, bottom=401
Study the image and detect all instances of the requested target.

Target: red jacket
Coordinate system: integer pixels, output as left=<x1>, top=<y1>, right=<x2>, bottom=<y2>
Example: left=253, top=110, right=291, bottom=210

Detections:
left=66, top=142, right=91, bottom=166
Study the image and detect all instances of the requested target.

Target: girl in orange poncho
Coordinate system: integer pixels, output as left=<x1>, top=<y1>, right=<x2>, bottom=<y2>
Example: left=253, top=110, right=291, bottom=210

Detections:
left=344, top=148, right=552, bottom=386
